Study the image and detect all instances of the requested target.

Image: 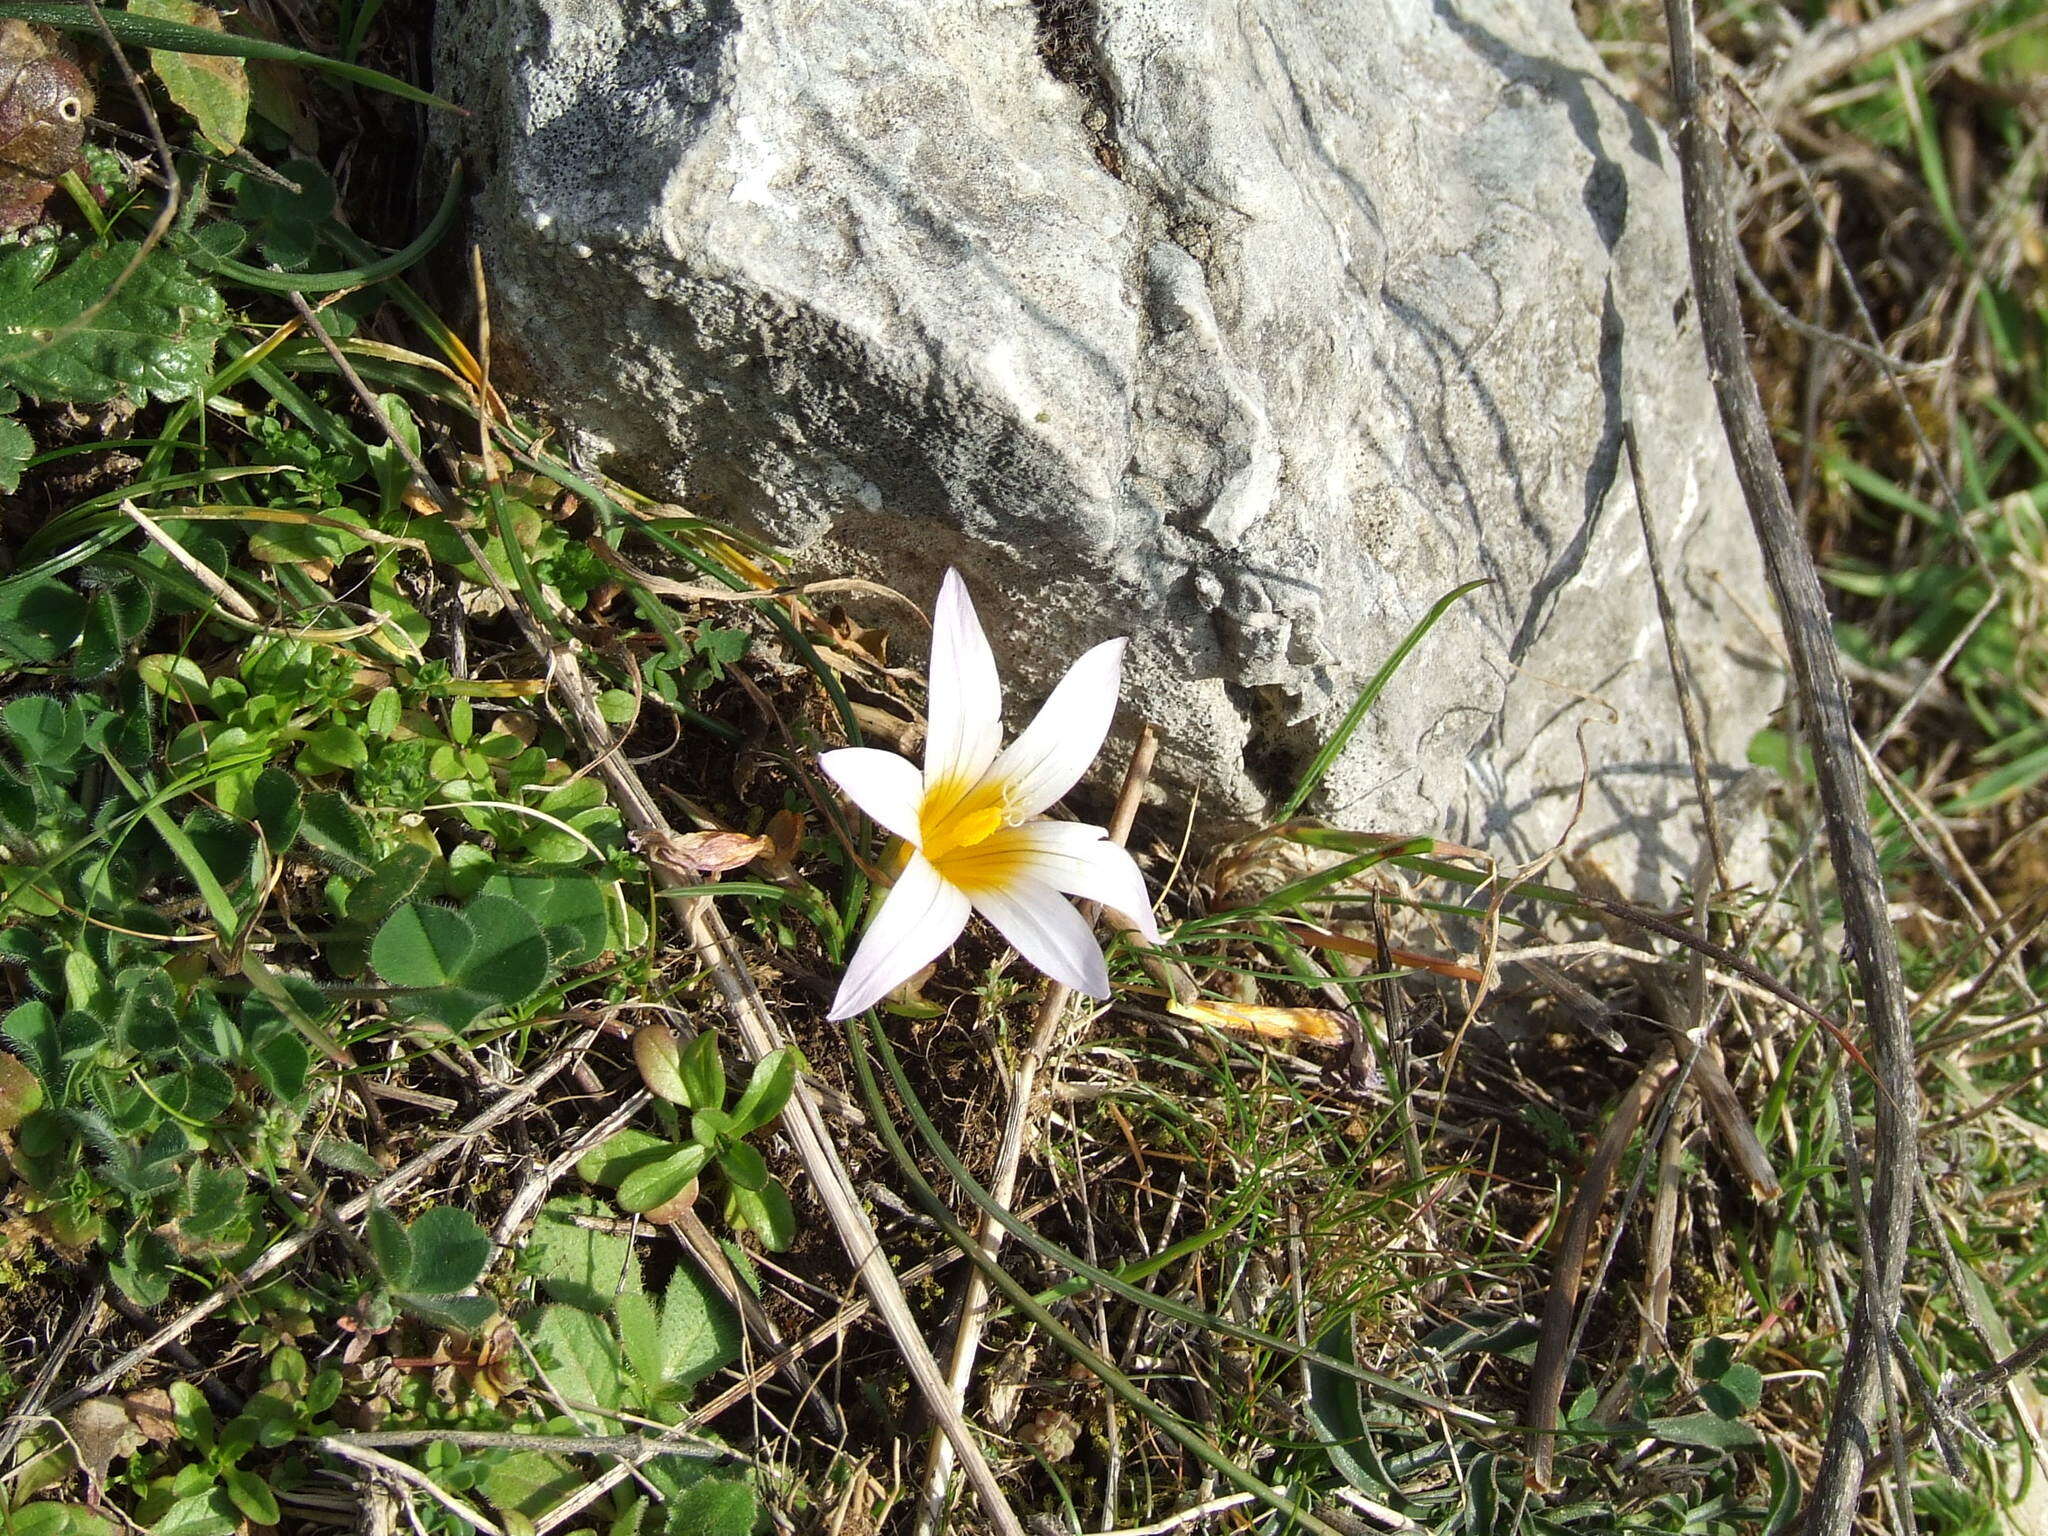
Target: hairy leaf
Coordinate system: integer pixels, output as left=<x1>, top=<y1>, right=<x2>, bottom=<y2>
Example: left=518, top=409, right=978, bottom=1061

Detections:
left=402, top=1204, right=491, bottom=1296
left=0, top=241, right=226, bottom=402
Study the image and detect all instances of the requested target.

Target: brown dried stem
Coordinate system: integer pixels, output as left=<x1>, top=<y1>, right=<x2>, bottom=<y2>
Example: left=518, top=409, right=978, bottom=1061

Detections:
left=1660, top=4, right=1923, bottom=1529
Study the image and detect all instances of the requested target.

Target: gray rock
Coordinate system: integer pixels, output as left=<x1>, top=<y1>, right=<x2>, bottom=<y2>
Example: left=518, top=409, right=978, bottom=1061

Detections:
left=437, top=0, right=1784, bottom=899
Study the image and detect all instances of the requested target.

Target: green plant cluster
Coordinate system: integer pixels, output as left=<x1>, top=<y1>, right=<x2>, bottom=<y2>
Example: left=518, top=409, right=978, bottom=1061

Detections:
left=586, top=1030, right=798, bottom=1249
left=0, top=9, right=803, bottom=1532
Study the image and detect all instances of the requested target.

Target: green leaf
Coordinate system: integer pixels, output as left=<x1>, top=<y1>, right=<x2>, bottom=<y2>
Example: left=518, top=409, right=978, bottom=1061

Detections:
left=299, top=790, right=376, bottom=877
left=0, top=242, right=226, bottom=403
left=369, top=892, right=552, bottom=1030
left=717, top=1140, right=768, bottom=1192
left=527, top=1303, right=623, bottom=1412
left=577, top=1128, right=671, bottom=1188
left=402, top=1204, right=491, bottom=1296
left=365, top=685, right=400, bottom=737
left=3, top=694, right=87, bottom=767
left=238, top=1007, right=305, bottom=1088
left=147, top=1062, right=234, bottom=1123
left=0, top=412, right=30, bottom=494
left=7, top=1504, right=119, bottom=1536
left=227, top=156, right=334, bottom=270
left=0, top=573, right=86, bottom=662
left=633, top=1025, right=689, bottom=1105
left=655, top=1268, right=739, bottom=1392
left=131, top=0, right=249, bottom=148
left=3, top=999, right=64, bottom=1094
left=1646, top=1411, right=1763, bottom=1450
left=460, top=893, right=550, bottom=998
left=478, top=1449, right=583, bottom=1521
left=365, top=1204, right=413, bottom=1286
left=168, top=1379, right=214, bottom=1449
left=370, top=902, right=473, bottom=989
left=366, top=392, right=420, bottom=513
left=1305, top=1321, right=1394, bottom=1497
left=398, top=1292, right=497, bottom=1332
left=296, top=720, right=367, bottom=773
left=136, top=651, right=209, bottom=706
left=221, top=1466, right=279, bottom=1526
left=0, top=0, right=459, bottom=109
left=726, top=1181, right=794, bottom=1253
left=616, top=1145, right=710, bottom=1215
left=142, top=1489, right=236, bottom=1536
left=614, top=1290, right=663, bottom=1404
left=247, top=765, right=302, bottom=851
left=75, top=578, right=155, bottom=678
left=679, top=1029, right=724, bottom=1112
left=660, top=1476, right=756, bottom=1536
left=480, top=872, right=609, bottom=966
left=1718, top=1363, right=1764, bottom=1413
left=523, top=1194, right=641, bottom=1312
left=727, top=1047, right=793, bottom=1135
left=112, top=966, right=178, bottom=1054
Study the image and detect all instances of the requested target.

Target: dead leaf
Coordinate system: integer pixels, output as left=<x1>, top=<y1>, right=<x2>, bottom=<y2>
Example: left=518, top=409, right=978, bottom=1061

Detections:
left=643, top=1180, right=700, bottom=1225
left=635, top=828, right=774, bottom=876
left=64, top=1397, right=143, bottom=1487
left=131, top=0, right=248, bottom=150
left=121, top=1389, right=177, bottom=1443
left=1274, top=920, right=1485, bottom=984
left=764, top=808, right=804, bottom=863
left=0, top=21, right=93, bottom=233
left=0, top=1050, right=43, bottom=1131
left=1167, top=996, right=1348, bottom=1046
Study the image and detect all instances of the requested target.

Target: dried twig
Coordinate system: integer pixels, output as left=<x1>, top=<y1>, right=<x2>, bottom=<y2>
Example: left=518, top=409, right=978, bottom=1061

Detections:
left=1660, top=5, right=1923, bottom=1529
left=1759, top=0, right=1993, bottom=120
left=1526, top=1045, right=1682, bottom=1486
left=530, top=630, right=1026, bottom=1536
left=0, top=1278, right=103, bottom=1467
left=315, top=1439, right=506, bottom=1536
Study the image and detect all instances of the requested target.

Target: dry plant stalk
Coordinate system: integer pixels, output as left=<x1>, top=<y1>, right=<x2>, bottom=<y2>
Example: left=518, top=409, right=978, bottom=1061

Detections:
left=1526, top=1045, right=1682, bottom=1486
left=1662, top=5, right=1923, bottom=1530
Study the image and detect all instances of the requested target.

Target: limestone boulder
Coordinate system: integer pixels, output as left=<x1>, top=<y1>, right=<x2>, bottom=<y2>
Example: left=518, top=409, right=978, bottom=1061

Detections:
left=436, top=0, right=1784, bottom=897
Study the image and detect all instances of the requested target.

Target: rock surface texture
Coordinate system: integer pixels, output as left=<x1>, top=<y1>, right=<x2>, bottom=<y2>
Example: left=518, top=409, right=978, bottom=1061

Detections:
left=438, top=0, right=1784, bottom=897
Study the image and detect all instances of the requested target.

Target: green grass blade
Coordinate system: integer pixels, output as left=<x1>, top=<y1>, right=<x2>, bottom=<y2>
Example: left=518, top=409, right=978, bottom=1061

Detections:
left=858, top=1008, right=1489, bottom=1423
left=1279, top=578, right=1488, bottom=821
left=845, top=1016, right=1349, bottom=1536
left=96, top=751, right=240, bottom=941
left=0, top=1, right=460, bottom=109
left=183, top=168, right=464, bottom=293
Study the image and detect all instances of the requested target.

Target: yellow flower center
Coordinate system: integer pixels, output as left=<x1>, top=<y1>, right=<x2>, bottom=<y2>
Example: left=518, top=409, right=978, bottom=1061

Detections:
left=918, top=776, right=1046, bottom=898
left=919, top=774, right=1011, bottom=866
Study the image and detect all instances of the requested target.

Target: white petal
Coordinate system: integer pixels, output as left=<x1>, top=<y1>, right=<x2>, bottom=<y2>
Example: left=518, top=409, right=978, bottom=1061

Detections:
left=819, top=748, right=925, bottom=846
left=952, top=820, right=1163, bottom=944
left=828, top=854, right=970, bottom=1020
left=923, top=569, right=1004, bottom=793
left=972, top=879, right=1111, bottom=999
left=982, top=638, right=1126, bottom=818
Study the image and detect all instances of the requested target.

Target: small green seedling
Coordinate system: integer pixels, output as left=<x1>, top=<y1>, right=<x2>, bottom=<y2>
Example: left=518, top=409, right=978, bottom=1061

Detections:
left=581, top=1031, right=798, bottom=1250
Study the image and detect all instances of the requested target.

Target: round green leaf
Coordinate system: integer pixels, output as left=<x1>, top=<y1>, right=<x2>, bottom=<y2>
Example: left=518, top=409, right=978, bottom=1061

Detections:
left=403, top=1204, right=492, bottom=1296
left=371, top=902, right=475, bottom=989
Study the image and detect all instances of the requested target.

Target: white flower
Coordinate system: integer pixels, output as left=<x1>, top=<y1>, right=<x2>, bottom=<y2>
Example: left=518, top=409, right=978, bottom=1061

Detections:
left=819, top=570, right=1162, bottom=1020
